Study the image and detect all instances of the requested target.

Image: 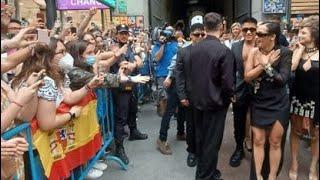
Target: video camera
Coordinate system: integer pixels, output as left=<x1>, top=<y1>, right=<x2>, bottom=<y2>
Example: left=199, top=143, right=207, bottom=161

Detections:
left=151, top=23, right=174, bottom=44
left=160, top=30, right=173, bottom=39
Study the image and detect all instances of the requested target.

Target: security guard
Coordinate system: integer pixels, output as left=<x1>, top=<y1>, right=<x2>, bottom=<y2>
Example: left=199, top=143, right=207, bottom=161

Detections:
left=110, top=24, right=148, bottom=164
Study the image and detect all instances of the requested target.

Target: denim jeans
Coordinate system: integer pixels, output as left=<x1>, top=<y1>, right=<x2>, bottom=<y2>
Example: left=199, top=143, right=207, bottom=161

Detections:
left=159, top=81, right=185, bottom=141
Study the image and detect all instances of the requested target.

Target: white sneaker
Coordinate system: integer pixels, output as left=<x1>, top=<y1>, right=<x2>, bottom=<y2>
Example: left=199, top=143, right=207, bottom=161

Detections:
left=85, top=168, right=103, bottom=179
left=93, top=161, right=108, bottom=171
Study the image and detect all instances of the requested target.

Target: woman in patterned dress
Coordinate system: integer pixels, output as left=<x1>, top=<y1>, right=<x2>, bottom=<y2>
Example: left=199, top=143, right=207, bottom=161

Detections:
left=289, top=15, right=319, bottom=180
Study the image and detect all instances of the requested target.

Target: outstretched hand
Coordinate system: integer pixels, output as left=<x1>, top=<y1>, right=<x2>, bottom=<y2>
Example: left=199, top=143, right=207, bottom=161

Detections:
left=32, top=0, right=46, bottom=9
left=9, top=27, right=38, bottom=49
left=130, top=74, right=150, bottom=84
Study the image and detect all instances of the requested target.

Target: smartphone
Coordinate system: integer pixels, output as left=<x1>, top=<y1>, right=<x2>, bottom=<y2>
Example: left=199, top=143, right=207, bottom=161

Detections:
left=70, top=27, right=77, bottom=34
left=37, top=29, right=50, bottom=44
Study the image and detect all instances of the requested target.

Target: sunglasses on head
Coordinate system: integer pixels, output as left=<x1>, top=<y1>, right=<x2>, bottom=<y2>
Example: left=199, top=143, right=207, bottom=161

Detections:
left=256, top=32, right=271, bottom=37
left=242, top=27, right=256, bottom=33
left=192, top=32, right=205, bottom=37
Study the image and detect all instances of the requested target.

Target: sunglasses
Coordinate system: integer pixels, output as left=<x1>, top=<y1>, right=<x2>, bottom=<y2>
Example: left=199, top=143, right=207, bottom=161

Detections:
left=256, top=32, right=271, bottom=37
left=192, top=32, right=206, bottom=37
left=242, top=28, right=256, bottom=33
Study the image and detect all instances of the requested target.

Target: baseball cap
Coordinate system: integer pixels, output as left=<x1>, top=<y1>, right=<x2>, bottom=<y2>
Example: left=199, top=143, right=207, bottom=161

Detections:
left=191, top=15, right=203, bottom=26
left=116, top=24, right=129, bottom=33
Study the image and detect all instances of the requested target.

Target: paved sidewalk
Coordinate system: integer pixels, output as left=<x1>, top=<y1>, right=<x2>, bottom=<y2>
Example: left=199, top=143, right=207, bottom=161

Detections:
left=99, top=103, right=317, bottom=180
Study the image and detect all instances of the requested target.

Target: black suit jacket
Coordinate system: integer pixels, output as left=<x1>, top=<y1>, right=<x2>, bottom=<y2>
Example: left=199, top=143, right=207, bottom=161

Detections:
left=175, top=44, right=192, bottom=101
left=231, top=40, right=251, bottom=104
left=189, top=35, right=235, bottom=111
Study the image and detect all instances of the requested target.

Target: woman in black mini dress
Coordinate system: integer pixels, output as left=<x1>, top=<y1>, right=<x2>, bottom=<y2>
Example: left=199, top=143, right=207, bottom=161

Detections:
left=289, top=16, right=319, bottom=180
left=244, top=22, right=292, bottom=180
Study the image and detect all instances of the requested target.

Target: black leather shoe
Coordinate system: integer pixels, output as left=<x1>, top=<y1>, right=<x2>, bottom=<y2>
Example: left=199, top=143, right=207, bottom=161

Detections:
left=187, top=153, right=197, bottom=167
left=195, top=169, right=222, bottom=180
left=129, top=129, right=148, bottom=141
left=229, top=148, right=245, bottom=167
left=115, top=145, right=129, bottom=165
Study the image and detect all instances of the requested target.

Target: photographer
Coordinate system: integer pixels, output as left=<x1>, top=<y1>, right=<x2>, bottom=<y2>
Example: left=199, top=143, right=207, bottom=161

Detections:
left=110, top=24, right=148, bottom=165
left=151, top=26, right=178, bottom=117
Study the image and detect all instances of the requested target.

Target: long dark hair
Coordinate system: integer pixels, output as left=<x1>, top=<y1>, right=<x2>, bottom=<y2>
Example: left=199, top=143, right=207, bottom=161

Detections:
left=260, top=21, right=281, bottom=46
left=12, top=42, right=64, bottom=89
left=67, top=40, right=93, bottom=73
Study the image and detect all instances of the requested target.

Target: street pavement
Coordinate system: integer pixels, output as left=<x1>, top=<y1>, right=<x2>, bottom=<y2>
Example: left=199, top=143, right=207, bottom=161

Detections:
left=100, top=103, right=317, bottom=180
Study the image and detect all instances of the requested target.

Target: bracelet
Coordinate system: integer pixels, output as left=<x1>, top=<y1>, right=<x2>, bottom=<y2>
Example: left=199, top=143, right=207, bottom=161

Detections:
left=67, top=112, right=75, bottom=120
left=67, top=112, right=72, bottom=119
left=12, top=101, right=23, bottom=108
left=85, top=84, right=92, bottom=91
left=263, top=63, right=271, bottom=70
left=264, top=63, right=274, bottom=77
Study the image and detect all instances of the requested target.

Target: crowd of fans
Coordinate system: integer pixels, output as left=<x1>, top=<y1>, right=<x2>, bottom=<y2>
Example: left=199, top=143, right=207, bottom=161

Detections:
left=1, top=0, right=151, bottom=179
left=1, top=0, right=319, bottom=180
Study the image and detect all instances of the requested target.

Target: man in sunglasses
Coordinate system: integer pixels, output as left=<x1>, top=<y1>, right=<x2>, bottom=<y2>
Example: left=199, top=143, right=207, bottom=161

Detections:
left=229, top=17, right=258, bottom=168
left=176, top=23, right=205, bottom=166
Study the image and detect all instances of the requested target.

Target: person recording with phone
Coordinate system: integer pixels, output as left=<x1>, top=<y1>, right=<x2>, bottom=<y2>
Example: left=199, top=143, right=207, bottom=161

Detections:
left=110, top=24, right=148, bottom=165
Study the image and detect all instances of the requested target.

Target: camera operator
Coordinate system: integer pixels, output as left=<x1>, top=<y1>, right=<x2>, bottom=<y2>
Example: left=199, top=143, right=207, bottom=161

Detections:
left=110, top=24, right=148, bottom=165
left=151, top=26, right=178, bottom=117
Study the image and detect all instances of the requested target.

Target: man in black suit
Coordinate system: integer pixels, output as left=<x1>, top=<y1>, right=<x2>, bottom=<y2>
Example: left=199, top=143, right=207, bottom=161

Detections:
left=229, top=17, right=258, bottom=167
left=176, top=23, right=206, bottom=167
left=188, top=12, right=235, bottom=180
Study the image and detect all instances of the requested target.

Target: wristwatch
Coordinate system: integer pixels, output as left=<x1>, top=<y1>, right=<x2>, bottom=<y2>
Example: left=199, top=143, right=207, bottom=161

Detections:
left=68, top=112, right=76, bottom=120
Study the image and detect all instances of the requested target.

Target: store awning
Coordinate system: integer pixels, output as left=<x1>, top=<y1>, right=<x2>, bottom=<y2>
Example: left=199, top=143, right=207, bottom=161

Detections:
left=291, top=0, right=319, bottom=14
left=96, top=0, right=116, bottom=8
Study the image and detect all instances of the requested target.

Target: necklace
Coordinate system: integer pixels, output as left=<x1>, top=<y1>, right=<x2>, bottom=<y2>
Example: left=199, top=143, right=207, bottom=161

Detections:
left=259, top=47, right=274, bottom=55
left=306, top=51, right=318, bottom=61
left=305, top=47, right=318, bottom=53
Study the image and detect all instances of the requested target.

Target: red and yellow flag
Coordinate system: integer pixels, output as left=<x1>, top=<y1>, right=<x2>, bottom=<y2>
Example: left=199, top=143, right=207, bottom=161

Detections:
left=31, top=92, right=102, bottom=179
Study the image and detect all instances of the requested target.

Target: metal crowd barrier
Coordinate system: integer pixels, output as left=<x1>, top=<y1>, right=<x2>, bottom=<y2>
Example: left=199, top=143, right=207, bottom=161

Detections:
left=77, top=88, right=128, bottom=180
left=1, top=123, right=39, bottom=180
left=1, top=88, right=127, bottom=180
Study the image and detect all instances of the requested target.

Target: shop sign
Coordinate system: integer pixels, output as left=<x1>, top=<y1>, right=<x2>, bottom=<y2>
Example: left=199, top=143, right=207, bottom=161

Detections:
left=56, top=0, right=110, bottom=10
left=263, top=0, right=287, bottom=14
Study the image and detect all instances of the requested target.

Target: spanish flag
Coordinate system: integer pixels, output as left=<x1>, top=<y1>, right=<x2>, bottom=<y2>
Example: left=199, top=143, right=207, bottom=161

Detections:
left=30, top=91, right=102, bottom=179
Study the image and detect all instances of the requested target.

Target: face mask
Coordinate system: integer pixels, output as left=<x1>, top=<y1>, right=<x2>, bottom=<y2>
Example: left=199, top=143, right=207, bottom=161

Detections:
left=59, top=53, right=74, bottom=72
left=86, top=55, right=96, bottom=66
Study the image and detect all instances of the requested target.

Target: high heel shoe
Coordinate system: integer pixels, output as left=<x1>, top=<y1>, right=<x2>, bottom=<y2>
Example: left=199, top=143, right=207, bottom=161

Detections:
left=309, top=172, right=318, bottom=180
left=289, top=169, right=298, bottom=180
